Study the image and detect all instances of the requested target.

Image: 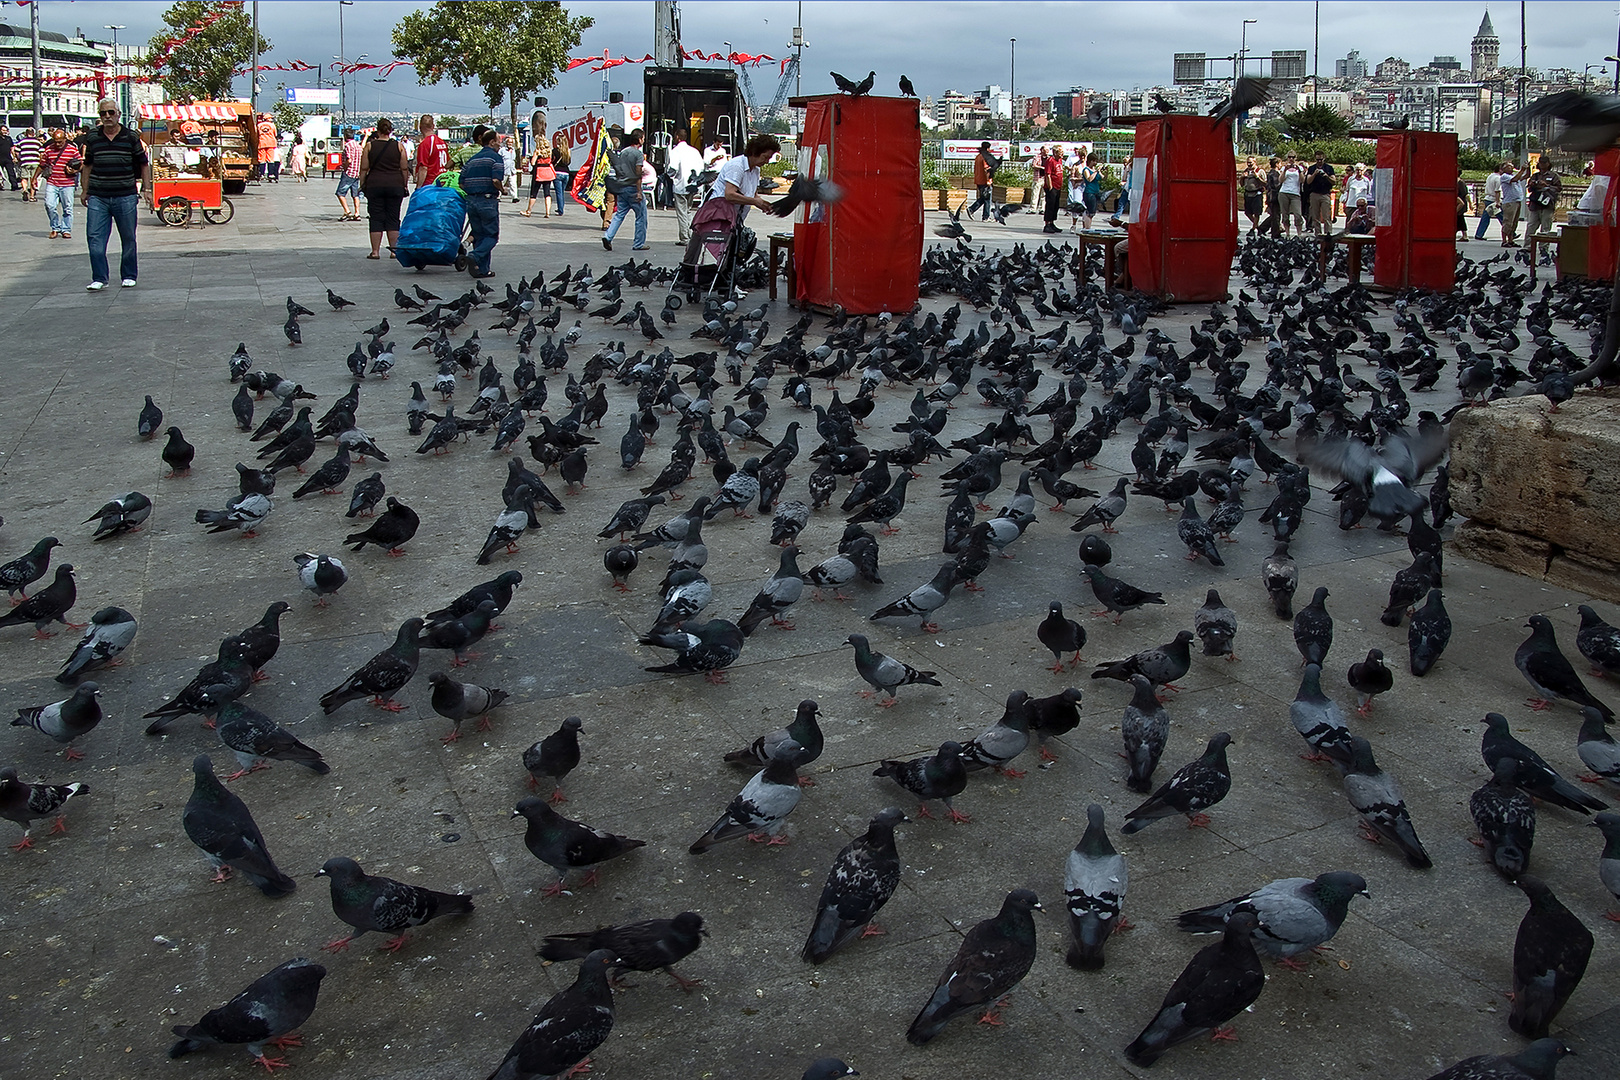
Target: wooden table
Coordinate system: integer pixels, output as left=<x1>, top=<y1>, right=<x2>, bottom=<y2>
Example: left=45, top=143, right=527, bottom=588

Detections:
left=1073, top=230, right=1125, bottom=291
left=768, top=233, right=796, bottom=302
left=1526, top=232, right=1561, bottom=283
left=1316, top=232, right=1377, bottom=285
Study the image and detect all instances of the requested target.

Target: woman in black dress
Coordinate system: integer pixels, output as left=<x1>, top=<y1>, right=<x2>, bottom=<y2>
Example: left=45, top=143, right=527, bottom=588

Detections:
left=359, top=118, right=409, bottom=259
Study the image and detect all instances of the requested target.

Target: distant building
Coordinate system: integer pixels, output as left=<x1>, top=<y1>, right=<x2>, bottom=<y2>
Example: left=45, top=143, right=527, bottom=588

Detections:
left=1335, top=50, right=1368, bottom=80
left=1376, top=57, right=1411, bottom=80
left=1430, top=56, right=1463, bottom=73
left=1471, top=9, right=1499, bottom=79
left=0, top=21, right=109, bottom=129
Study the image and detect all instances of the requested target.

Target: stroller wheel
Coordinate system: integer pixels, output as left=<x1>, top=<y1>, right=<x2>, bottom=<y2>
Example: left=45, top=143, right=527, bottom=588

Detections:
left=454, top=256, right=467, bottom=271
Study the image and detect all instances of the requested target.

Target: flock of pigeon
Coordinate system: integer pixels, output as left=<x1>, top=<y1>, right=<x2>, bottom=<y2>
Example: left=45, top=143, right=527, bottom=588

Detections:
left=5, top=181, right=1620, bottom=1078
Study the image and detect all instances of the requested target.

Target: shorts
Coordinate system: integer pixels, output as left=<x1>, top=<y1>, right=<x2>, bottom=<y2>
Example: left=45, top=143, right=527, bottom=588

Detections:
left=336, top=174, right=360, bottom=197
left=1243, top=192, right=1262, bottom=216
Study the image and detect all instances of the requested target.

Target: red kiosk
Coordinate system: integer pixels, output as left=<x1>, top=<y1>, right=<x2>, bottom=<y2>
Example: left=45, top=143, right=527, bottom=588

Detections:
left=1573, top=148, right=1620, bottom=282
left=1369, top=129, right=1457, bottom=291
left=789, top=94, right=922, bottom=314
left=1125, top=114, right=1238, bottom=303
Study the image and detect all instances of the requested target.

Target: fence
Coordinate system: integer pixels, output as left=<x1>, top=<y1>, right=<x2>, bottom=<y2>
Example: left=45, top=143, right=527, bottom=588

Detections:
left=920, top=136, right=1135, bottom=182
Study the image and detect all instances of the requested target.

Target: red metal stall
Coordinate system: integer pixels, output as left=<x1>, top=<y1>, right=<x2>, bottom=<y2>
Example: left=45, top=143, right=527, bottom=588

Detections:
left=1125, top=115, right=1237, bottom=303
left=1577, top=149, right=1620, bottom=282
left=1371, top=130, right=1456, bottom=291
left=790, top=94, right=922, bottom=314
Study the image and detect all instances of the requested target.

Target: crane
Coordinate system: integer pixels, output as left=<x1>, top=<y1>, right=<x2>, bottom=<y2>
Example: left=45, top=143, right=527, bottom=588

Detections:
left=736, top=55, right=798, bottom=132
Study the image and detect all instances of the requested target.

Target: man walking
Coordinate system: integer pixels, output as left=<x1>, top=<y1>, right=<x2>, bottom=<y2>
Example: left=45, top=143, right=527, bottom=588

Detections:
left=602, top=128, right=649, bottom=252
left=965, top=140, right=999, bottom=222
left=0, top=127, right=17, bottom=191
left=336, top=128, right=362, bottom=220
left=80, top=99, right=147, bottom=290
left=413, top=114, right=448, bottom=188
left=34, top=128, right=82, bottom=239
left=665, top=128, right=705, bottom=244
left=15, top=127, right=43, bottom=201
left=460, top=125, right=505, bottom=278
left=1474, top=161, right=1506, bottom=240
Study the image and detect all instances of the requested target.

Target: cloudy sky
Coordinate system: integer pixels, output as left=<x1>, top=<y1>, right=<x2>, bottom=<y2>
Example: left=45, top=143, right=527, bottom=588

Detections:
left=27, top=1, right=1620, bottom=113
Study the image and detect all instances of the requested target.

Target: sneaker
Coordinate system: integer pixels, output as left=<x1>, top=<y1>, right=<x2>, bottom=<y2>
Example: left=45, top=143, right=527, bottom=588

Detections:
left=86, top=281, right=106, bottom=291
left=602, top=237, right=612, bottom=251
left=632, top=245, right=650, bottom=251
left=121, top=279, right=137, bottom=288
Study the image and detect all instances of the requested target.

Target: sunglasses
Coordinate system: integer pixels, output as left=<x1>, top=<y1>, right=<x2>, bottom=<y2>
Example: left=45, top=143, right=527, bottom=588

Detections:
left=99, top=110, right=119, bottom=116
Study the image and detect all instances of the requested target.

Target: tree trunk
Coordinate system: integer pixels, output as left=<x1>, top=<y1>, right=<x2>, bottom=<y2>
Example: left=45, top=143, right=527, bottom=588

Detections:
left=509, top=87, right=519, bottom=159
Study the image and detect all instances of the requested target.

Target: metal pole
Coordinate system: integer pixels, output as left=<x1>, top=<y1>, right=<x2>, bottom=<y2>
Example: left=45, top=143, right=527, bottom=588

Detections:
left=250, top=2, right=260, bottom=114
left=339, top=2, right=347, bottom=121
left=29, top=0, right=41, bottom=130
left=1009, top=38, right=1015, bottom=140
left=1615, top=15, right=1620, bottom=93
left=1519, top=0, right=1527, bottom=163
left=1312, top=0, right=1319, bottom=103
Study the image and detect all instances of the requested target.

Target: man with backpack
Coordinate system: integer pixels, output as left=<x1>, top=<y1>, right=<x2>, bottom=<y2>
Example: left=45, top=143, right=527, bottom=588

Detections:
left=602, top=128, right=648, bottom=252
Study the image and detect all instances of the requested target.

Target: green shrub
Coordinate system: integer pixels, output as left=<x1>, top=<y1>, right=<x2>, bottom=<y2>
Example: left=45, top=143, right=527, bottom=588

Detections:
left=921, top=170, right=948, bottom=191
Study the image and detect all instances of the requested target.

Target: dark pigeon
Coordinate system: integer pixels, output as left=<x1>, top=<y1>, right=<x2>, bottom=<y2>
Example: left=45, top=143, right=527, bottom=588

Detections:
left=513, top=796, right=646, bottom=896
left=0, top=766, right=85, bottom=849
left=485, top=951, right=617, bottom=1080
left=1123, top=733, right=1233, bottom=833
left=539, top=911, right=707, bottom=992
left=523, top=716, right=583, bottom=803
left=1516, top=614, right=1615, bottom=720
left=169, top=958, right=326, bottom=1069
left=182, top=754, right=298, bottom=896
left=1124, top=909, right=1265, bottom=1066
left=801, top=806, right=906, bottom=963
left=315, top=855, right=475, bottom=952
left=905, top=889, right=1041, bottom=1045
left=874, top=740, right=970, bottom=823
left=318, top=618, right=423, bottom=713
left=1509, top=876, right=1593, bottom=1040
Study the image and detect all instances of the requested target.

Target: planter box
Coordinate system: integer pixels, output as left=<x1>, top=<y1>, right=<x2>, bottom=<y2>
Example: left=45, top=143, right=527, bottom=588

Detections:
left=1000, top=186, right=1028, bottom=205
left=949, top=174, right=978, bottom=189
left=944, top=190, right=969, bottom=211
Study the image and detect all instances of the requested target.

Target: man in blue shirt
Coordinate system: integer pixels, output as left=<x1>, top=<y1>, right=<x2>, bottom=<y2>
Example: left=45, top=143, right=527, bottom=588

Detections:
left=459, top=126, right=505, bottom=277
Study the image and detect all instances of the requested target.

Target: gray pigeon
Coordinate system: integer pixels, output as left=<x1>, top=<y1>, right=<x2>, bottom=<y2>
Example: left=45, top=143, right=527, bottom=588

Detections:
left=1081, top=565, right=1165, bottom=624
left=0, top=766, right=85, bottom=850
left=725, top=699, right=823, bottom=776
left=513, top=796, right=647, bottom=896
left=802, top=806, right=907, bottom=963
left=12, top=682, right=101, bottom=760
left=1194, top=589, right=1237, bottom=659
left=1591, top=811, right=1620, bottom=918
left=689, top=739, right=804, bottom=852
left=651, top=569, right=712, bottom=630
left=958, top=691, right=1033, bottom=777
left=1342, top=736, right=1431, bottom=869
left=846, top=633, right=940, bottom=704
left=1122, top=674, right=1170, bottom=793
left=214, top=700, right=330, bottom=779
left=1291, top=664, right=1354, bottom=768
left=182, top=754, right=298, bottom=896
left=1421, top=1039, right=1571, bottom=1080
left=168, top=958, right=327, bottom=1070
left=1176, top=871, right=1368, bottom=965
left=1577, top=706, right=1620, bottom=786
left=55, top=606, right=136, bottom=683
left=1092, top=630, right=1194, bottom=691
left=1262, top=540, right=1298, bottom=619
left=870, top=562, right=959, bottom=633
left=428, top=672, right=509, bottom=743
left=737, top=545, right=806, bottom=635
left=293, top=552, right=348, bottom=606
left=1065, top=803, right=1129, bottom=970
left=1292, top=586, right=1333, bottom=666
left=315, top=855, right=475, bottom=952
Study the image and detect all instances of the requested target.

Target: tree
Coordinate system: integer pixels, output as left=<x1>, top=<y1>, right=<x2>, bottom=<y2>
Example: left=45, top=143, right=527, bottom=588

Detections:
left=1281, top=102, right=1351, bottom=141
left=271, top=100, right=306, bottom=135
left=145, top=1, right=269, bottom=103
left=392, top=1, right=591, bottom=140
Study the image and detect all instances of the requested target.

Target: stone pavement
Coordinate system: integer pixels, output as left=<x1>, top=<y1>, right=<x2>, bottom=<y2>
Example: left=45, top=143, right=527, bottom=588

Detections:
left=0, top=179, right=1616, bottom=1080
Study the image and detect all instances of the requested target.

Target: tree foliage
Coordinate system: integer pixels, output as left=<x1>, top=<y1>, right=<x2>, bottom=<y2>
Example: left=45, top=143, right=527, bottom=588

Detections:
left=146, top=1, right=269, bottom=103
left=1280, top=102, right=1352, bottom=141
left=392, top=1, right=591, bottom=134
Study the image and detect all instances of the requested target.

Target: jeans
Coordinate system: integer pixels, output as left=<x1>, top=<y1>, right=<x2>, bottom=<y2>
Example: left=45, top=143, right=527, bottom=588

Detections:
left=43, top=182, right=75, bottom=232
left=465, top=193, right=500, bottom=273
left=1474, top=207, right=1500, bottom=239
left=86, top=192, right=139, bottom=284
left=966, top=183, right=993, bottom=220
left=553, top=171, right=569, bottom=214
left=0, top=159, right=17, bottom=189
left=604, top=188, right=647, bottom=247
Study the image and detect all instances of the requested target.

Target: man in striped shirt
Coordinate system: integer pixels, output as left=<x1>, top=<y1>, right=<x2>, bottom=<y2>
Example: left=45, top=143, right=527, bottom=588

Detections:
left=14, top=127, right=43, bottom=201
left=80, top=98, right=149, bottom=290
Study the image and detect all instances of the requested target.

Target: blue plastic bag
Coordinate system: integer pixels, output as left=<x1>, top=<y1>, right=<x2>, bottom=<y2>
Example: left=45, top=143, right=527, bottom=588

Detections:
left=395, top=184, right=467, bottom=268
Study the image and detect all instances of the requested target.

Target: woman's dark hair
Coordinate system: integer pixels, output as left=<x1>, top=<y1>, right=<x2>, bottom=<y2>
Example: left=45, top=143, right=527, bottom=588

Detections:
left=744, top=134, right=781, bottom=158
left=375, top=117, right=394, bottom=137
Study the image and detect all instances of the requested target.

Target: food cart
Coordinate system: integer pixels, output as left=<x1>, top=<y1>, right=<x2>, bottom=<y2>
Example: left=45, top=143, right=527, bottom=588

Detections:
left=137, top=103, right=245, bottom=226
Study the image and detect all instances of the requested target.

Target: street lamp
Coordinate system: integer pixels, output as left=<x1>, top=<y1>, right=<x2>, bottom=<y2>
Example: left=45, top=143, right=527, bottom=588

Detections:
left=1239, top=18, right=1257, bottom=79
left=374, top=77, right=386, bottom=118
left=338, top=1, right=355, bottom=120
left=103, top=24, right=125, bottom=117
left=1009, top=38, right=1015, bottom=140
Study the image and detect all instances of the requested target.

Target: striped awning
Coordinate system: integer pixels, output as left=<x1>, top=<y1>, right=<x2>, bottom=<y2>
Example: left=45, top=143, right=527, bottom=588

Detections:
left=138, top=103, right=238, bottom=122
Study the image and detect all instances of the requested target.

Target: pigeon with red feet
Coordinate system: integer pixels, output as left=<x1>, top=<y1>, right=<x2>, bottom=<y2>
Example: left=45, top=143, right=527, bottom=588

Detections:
left=1092, top=631, right=1194, bottom=692
left=1037, top=600, right=1086, bottom=671
left=1516, top=614, right=1616, bottom=720
left=870, top=562, right=958, bottom=634
left=725, top=699, right=822, bottom=775
left=959, top=692, right=1033, bottom=778
left=1124, top=908, right=1264, bottom=1065
left=183, top=755, right=297, bottom=895
left=540, top=911, right=707, bottom=991
left=1065, top=803, right=1128, bottom=971
left=215, top=701, right=329, bottom=778
left=905, top=888, right=1041, bottom=1045
left=318, top=618, right=423, bottom=714
left=1482, top=712, right=1608, bottom=815
left=874, top=741, right=969, bottom=822
left=523, top=716, right=582, bottom=803
left=169, top=957, right=326, bottom=1070
left=0, top=766, right=85, bottom=850
left=0, top=563, right=77, bottom=637
left=514, top=796, right=646, bottom=895
left=12, top=681, right=101, bottom=760
left=486, top=951, right=616, bottom=1080
left=1342, top=735, right=1431, bottom=869
left=1122, top=732, right=1233, bottom=833
left=690, top=739, right=803, bottom=852
left=315, top=856, right=474, bottom=952
left=847, top=633, right=939, bottom=704
left=1176, top=871, right=1367, bottom=965
left=802, top=806, right=906, bottom=963
left=429, top=672, right=508, bottom=742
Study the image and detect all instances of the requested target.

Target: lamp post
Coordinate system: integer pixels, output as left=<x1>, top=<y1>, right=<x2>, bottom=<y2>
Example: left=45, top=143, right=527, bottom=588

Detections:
left=1608, top=54, right=1620, bottom=94
left=1239, top=18, right=1256, bottom=79
left=1009, top=37, right=1016, bottom=140
left=374, top=77, right=386, bottom=118
left=103, top=24, right=125, bottom=117
left=338, top=1, right=355, bottom=120
left=333, top=57, right=346, bottom=121
left=352, top=54, right=368, bottom=123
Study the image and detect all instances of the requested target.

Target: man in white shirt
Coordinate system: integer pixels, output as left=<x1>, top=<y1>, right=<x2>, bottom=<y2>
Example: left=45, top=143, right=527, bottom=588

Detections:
left=499, top=136, right=518, bottom=202
left=702, top=137, right=727, bottom=168
left=1342, top=162, right=1372, bottom=216
left=1473, top=163, right=1505, bottom=240
left=665, top=128, right=706, bottom=243
left=1498, top=160, right=1528, bottom=246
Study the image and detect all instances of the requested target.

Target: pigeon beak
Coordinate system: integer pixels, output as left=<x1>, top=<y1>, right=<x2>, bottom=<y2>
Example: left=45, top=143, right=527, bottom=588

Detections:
left=314, top=868, right=328, bottom=877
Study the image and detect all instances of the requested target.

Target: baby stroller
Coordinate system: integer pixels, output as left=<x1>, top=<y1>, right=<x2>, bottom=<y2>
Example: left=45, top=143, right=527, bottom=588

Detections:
left=673, top=210, right=757, bottom=304
left=394, top=181, right=471, bottom=271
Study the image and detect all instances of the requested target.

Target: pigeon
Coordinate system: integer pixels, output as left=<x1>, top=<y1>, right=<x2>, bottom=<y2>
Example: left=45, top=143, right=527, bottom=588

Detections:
left=1123, top=732, right=1233, bottom=833
left=394, top=287, right=424, bottom=310
left=1291, top=664, right=1354, bottom=767
left=690, top=739, right=804, bottom=851
left=1292, top=586, right=1333, bottom=666
left=315, top=855, right=474, bottom=952
left=1517, top=614, right=1616, bottom=720
left=1081, top=565, right=1164, bottom=625
left=1122, top=674, right=1171, bottom=793
left=54, top=606, right=136, bottom=683
left=1092, top=631, right=1195, bottom=693
left=476, top=486, right=536, bottom=565
left=83, top=491, right=151, bottom=540
left=293, top=552, right=347, bottom=607
left=138, top=394, right=164, bottom=439
left=318, top=617, right=423, bottom=713
left=1577, top=707, right=1620, bottom=786
left=12, top=682, right=101, bottom=760
left=1177, top=871, right=1368, bottom=964
left=650, top=569, right=712, bottom=630
left=418, top=599, right=498, bottom=667
left=1482, top=712, right=1608, bottom=815
left=1194, top=589, right=1238, bottom=659
left=1509, top=876, right=1594, bottom=1040
left=346, top=472, right=386, bottom=518
left=846, top=632, right=940, bottom=704
left=514, top=796, right=647, bottom=896
left=959, top=691, right=1033, bottom=777
left=424, top=570, right=523, bottom=628
left=1421, top=1039, right=1572, bottom=1080
left=161, top=427, right=195, bottom=476
left=1176, top=498, right=1225, bottom=564
left=1071, top=477, right=1128, bottom=533
left=642, top=619, right=745, bottom=682
left=0, top=766, right=85, bottom=849
left=523, top=716, right=583, bottom=803
left=0, top=535, right=61, bottom=601
left=194, top=493, right=273, bottom=537
left=898, top=74, right=917, bottom=97
left=604, top=543, right=638, bottom=591
left=1576, top=604, right=1620, bottom=679
left=283, top=313, right=302, bottom=345
left=1408, top=588, right=1452, bottom=676
left=427, top=672, right=509, bottom=743
left=830, top=70, right=875, bottom=96
left=1472, top=758, right=1537, bottom=879
left=738, top=545, right=806, bottom=635
left=870, top=562, right=958, bottom=633
left=1297, top=428, right=1439, bottom=521
left=220, top=600, right=290, bottom=679
left=326, top=288, right=355, bottom=310
left=182, top=755, right=298, bottom=895
left=1342, top=736, right=1431, bottom=869
left=1342, top=648, right=1394, bottom=716
left=1592, top=811, right=1620, bottom=919
left=485, top=950, right=616, bottom=1080
left=1065, top=803, right=1129, bottom=971
left=168, top=958, right=326, bottom=1070
left=770, top=500, right=811, bottom=547
left=803, top=1060, right=859, bottom=1080
left=1037, top=600, right=1086, bottom=672
left=725, top=699, right=823, bottom=776
left=802, top=806, right=907, bottom=963
left=1123, top=908, right=1265, bottom=1066
left=0, top=562, right=78, bottom=638
left=874, top=741, right=970, bottom=823
left=141, top=657, right=254, bottom=733
left=905, top=889, right=1041, bottom=1046
left=599, top=495, right=667, bottom=540
left=540, top=911, right=707, bottom=992
left=764, top=174, right=846, bottom=218
left=290, top=447, right=351, bottom=499
left=343, top=496, right=419, bottom=555
left=1209, top=75, right=1272, bottom=126
left=1261, top=541, right=1298, bottom=619
left=214, top=700, right=330, bottom=779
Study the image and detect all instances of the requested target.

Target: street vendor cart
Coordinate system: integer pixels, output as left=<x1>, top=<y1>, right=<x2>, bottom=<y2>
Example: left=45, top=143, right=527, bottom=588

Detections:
left=137, top=102, right=243, bottom=227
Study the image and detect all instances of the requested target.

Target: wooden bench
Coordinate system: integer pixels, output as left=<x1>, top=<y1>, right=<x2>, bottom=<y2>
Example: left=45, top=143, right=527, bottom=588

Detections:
left=768, top=233, right=796, bottom=302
